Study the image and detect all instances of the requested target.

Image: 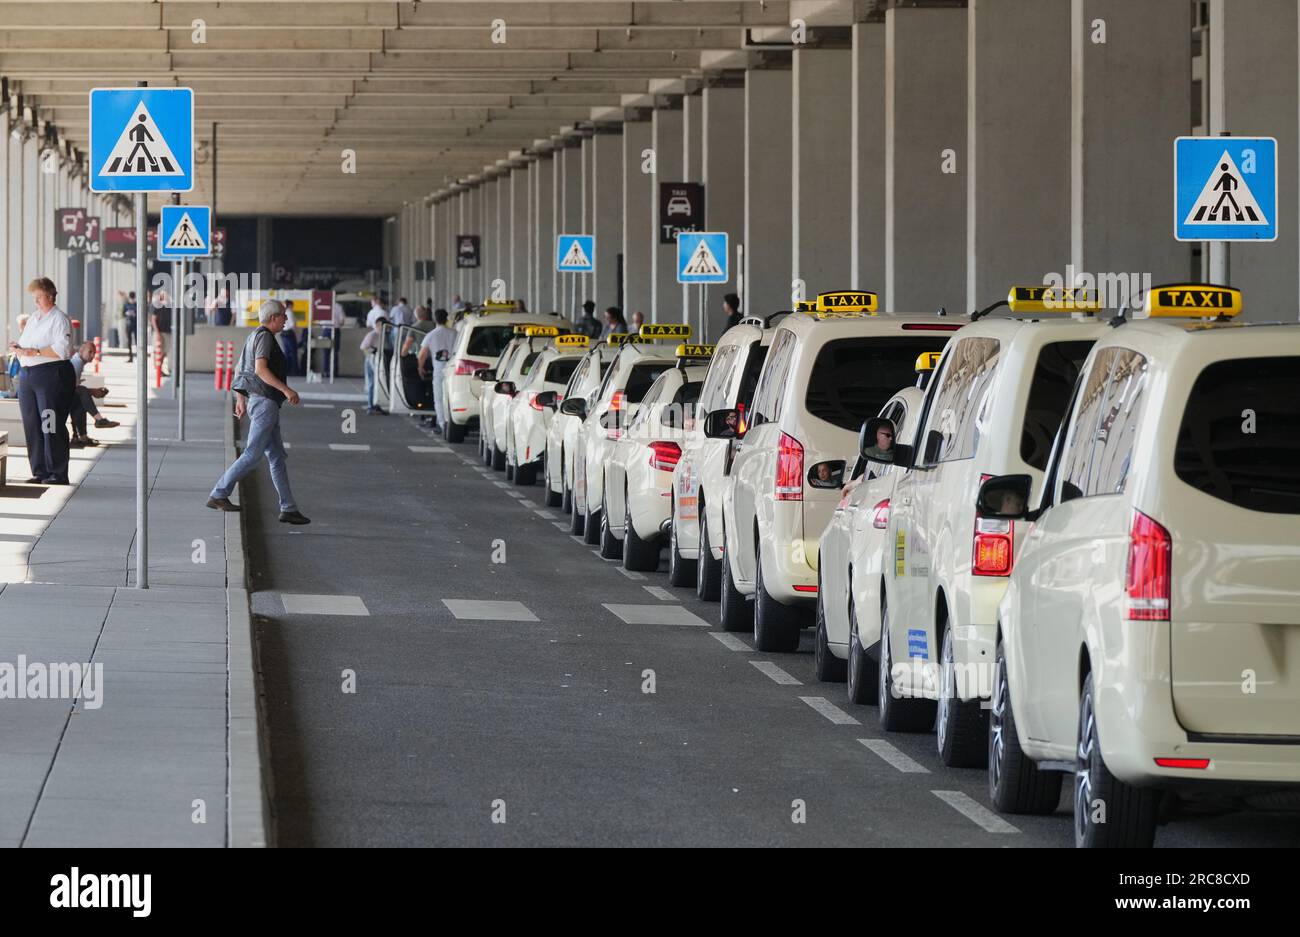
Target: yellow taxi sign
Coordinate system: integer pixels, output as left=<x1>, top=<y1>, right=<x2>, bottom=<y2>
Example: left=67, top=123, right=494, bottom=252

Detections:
left=915, top=351, right=942, bottom=372
left=525, top=325, right=560, bottom=337
left=815, top=290, right=878, bottom=313
left=795, top=300, right=818, bottom=312
left=481, top=301, right=515, bottom=314
left=1144, top=284, right=1242, bottom=318
left=511, top=324, right=531, bottom=335
left=1007, top=285, right=1101, bottom=313
left=639, top=323, right=692, bottom=340
left=556, top=334, right=589, bottom=349
left=608, top=333, right=650, bottom=346
left=675, top=343, right=715, bottom=359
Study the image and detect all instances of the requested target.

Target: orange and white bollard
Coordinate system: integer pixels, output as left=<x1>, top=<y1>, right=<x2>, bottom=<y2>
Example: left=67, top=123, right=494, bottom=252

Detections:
left=154, top=332, right=163, bottom=389
left=224, top=341, right=235, bottom=391
left=214, top=340, right=226, bottom=391
left=93, top=336, right=102, bottom=374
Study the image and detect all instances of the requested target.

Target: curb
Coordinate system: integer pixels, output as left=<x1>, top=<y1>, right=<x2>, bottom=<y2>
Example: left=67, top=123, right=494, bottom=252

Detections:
left=224, top=405, right=273, bottom=847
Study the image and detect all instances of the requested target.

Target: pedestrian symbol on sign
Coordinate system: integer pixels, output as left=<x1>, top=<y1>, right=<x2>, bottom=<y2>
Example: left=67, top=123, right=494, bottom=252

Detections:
left=165, top=212, right=205, bottom=250
left=100, top=102, right=183, bottom=177
left=676, top=232, right=729, bottom=284
left=1174, top=136, right=1276, bottom=242
left=555, top=234, right=595, bottom=273
left=1183, top=151, right=1265, bottom=225
left=682, top=240, right=723, bottom=277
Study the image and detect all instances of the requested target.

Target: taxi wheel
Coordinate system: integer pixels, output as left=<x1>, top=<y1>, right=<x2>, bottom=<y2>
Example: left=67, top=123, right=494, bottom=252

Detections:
left=445, top=420, right=467, bottom=444
left=598, top=500, right=622, bottom=559
left=718, top=521, right=752, bottom=633
left=504, top=456, right=515, bottom=482
left=482, top=434, right=493, bottom=466
left=623, top=493, right=660, bottom=572
left=696, top=510, right=722, bottom=602
left=543, top=461, right=561, bottom=505
left=753, top=547, right=802, bottom=653
left=988, top=639, right=1062, bottom=815
left=491, top=443, right=507, bottom=472
left=936, top=626, right=990, bottom=768
left=582, top=487, right=601, bottom=543
left=877, top=607, right=937, bottom=733
left=814, top=578, right=847, bottom=683
left=515, top=460, right=537, bottom=486
left=845, top=597, right=878, bottom=705
left=667, top=509, right=695, bottom=587
left=567, top=490, right=585, bottom=537
left=1074, top=673, right=1160, bottom=848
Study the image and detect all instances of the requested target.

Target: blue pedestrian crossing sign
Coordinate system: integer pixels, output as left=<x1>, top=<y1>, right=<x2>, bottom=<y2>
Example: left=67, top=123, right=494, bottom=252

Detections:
left=677, top=232, right=728, bottom=284
left=158, top=205, right=211, bottom=260
left=89, top=88, right=194, bottom=193
left=1175, top=136, right=1277, bottom=242
left=556, top=234, right=595, bottom=272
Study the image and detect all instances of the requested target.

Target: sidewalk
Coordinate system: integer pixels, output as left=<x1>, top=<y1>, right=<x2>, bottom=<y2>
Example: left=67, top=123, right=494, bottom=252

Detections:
left=0, top=355, right=267, bottom=847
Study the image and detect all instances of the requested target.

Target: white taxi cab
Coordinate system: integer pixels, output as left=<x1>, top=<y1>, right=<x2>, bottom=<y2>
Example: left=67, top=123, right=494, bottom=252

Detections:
left=979, top=284, right=1300, bottom=847
left=815, top=353, right=938, bottom=686
left=440, top=302, right=565, bottom=444
left=561, top=326, right=685, bottom=548
left=478, top=331, right=537, bottom=471
left=503, top=332, right=587, bottom=486
left=670, top=315, right=780, bottom=593
left=543, top=339, right=619, bottom=517
left=705, top=291, right=963, bottom=651
left=858, top=286, right=1106, bottom=765
left=602, top=344, right=714, bottom=571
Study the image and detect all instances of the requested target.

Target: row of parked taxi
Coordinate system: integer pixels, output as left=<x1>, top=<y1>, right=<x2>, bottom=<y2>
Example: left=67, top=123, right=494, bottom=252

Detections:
left=436, top=285, right=1299, bottom=848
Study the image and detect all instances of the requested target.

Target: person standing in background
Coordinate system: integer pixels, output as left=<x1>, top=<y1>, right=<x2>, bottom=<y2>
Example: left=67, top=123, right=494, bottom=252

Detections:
left=122, top=291, right=137, bottom=362
left=601, top=306, right=627, bottom=340
left=576, top=300, right=601, bottom=338
left=9, top=278, right=75, bottom=484
left=150, top=288, right=171, bottom=376
left=213, top=287, right=233, bottom=327
left=721, top=293, right=743, bottom=334
left=418, top=308, right=458, bottom=434
left=630, top=311, right=645, bottom=332
left=389, top=296, right=411, bottom=327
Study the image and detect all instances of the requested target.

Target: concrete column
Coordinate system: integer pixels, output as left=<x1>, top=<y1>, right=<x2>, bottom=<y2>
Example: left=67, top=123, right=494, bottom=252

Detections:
left=482, top=176, right=497, bottom=298
left=793, top=47, right=853, bottom=298
left=745, top=67, right=793, bottom=314
left=456, top=191, right=468, bottom=302
left=511, top=164, right=529, bottom=306
left=1208, top=0, right=1298, bottom=319
left=702, top=83, right=745, bottom=337
left=684, top=93, right=704, bottom=183
left=852, top=24, right=886, bottom=294
left=558, top=140, right=584, bottom=318
left=623, top=118, right=654, bottom=321
left=535, top=154, right=555, bottom=313
left=651, top=106, right=684, bottom=323
left=581, top=136, right=596, bottom=306
left=886, top=7, right=966, bottom=313
left=592, top=129, right=623, bottom=310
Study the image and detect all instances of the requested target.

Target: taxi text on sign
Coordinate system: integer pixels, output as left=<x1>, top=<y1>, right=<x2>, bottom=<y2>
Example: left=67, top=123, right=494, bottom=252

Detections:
left=1174, top=136, right=1277, bottom=242
left=89, top=88, right=194, bottom=193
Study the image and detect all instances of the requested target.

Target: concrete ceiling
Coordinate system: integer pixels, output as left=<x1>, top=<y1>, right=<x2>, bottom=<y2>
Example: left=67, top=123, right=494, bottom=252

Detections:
left=0, top=1, right=880, bottom=216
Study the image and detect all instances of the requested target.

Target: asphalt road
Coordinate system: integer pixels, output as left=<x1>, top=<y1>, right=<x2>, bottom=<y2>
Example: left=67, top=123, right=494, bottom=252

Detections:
left=244, top=401, right=1300, bottom=848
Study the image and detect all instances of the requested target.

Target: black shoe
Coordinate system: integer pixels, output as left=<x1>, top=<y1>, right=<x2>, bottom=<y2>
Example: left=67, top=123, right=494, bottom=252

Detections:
left=80, top=437, right=100, bottom=447
left=25, top=475, right=43, bottom=484
left=206, top=496, right=241, bottom=512
left=279, top=510, right=311, bottom=525
left=94, top=418, right=120, bottom=429
left=44, top=477, right=69, bottom=486
left=69, top=437, right=85, bottom=449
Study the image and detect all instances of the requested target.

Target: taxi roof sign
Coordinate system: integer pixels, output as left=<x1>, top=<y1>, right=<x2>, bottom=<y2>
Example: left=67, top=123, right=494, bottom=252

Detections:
left=675, top=343, right=715, bottom=358
left=815, top=290, right=878, bottom=313
left=608, top=333, right=651, bottom=346
left=480, top=300, right=516, bottom=314
left=525, top=325, right=560, bottom=337
left=639, top=323, right=692, bottom=340
left=556, top=334, right=589, bottom=349
left=915, top=351, right=942, bottom=372
left=1006, top=286, right=1101, bottom=313
left=1143, top=284, right=1242, bottom=319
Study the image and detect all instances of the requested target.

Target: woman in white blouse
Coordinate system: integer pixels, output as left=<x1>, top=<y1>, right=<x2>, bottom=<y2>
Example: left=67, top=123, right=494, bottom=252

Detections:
left=7, top=278, right=75, bottom=484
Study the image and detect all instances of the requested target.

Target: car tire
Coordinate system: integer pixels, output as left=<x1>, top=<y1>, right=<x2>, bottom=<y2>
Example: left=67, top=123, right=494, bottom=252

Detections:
left=491, top=443, right=507, bottom=472
left=937, top=626, right=990, bottom=768
left=846, top=597, right=878, bottom=705
left=482, top=434, right=493, bottom=466
left=988, top=639, right=1063, bottom=815
left=504, top=455, right=515, bottom=482
left=544, top=460, right=562, bottom=505
left=445, top=420, right=467, bottom=444
left=623, top=491, right=660, bottom=571
left=1074, top=673, right=1160, bottom=847
left=598, top=497, right=621, bottom=559
left=753, top=543, right=802, bottom=653
left=568, top=488, right=585, bottom=536
left=877, top=604, right=937, bottom=733
left=667, top=507, right=695, bottom=587
left=814, top=576, right=847, bottom=683
left=696, top=508, right=722, bottom=602
left=515, top=460, right=537, bottom=486
left=718, top=521, right=752, bottom=633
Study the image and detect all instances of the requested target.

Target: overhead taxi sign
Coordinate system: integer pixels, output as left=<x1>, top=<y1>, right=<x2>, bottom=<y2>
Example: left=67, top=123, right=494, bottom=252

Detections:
left=1143, top=284, right=1242, bottom=318
left=677, top=232, right=728, bottom=284
left=89, top=88, right=194, bottom=193
left=1007, top=285, right=1100, bottom=313
left=639, top=323, right=692, bottom=340
left=556, top=234, right=595, bottom=273
left=1175, top=137, right=1277, bottom=242
left=158, top=205, right=211, bottom=260
left=676, top=343, right=715, bottom=358
left=556, top=334, right=589, bottom=350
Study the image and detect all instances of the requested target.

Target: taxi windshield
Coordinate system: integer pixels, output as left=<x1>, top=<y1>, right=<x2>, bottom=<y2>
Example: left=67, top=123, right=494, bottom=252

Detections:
left=466, top=325, right=518, bottom=356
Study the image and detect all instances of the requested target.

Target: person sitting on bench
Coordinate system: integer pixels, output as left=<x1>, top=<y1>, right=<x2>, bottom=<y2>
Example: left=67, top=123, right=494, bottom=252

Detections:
left=68, top=341, right=119, bottom=448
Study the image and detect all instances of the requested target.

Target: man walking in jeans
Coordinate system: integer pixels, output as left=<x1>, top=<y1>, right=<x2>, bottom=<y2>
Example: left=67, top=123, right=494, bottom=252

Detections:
left=207, top=300, right=310, bottom=524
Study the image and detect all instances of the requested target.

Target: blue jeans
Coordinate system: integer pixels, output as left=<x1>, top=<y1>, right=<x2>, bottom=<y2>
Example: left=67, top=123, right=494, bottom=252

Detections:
left=210, top=394, right=298, bottom=512
left=364, top=355, right=376, bottom=408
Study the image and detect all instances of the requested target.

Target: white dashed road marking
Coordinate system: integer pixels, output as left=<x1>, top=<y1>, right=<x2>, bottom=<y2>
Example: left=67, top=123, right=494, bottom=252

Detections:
left=615, top=567, right=645, bottom=580
left=441, top=599, right=539, bottom=622
left=494, top=481, right=510, bottom=489
left=507, top=491, right=526, bottom=499
left=799, top=696, right=860, bottom=725
left=551, top=521, right=570, bottom=531
left=858, top=738, right=930, bottom=773
left=602, top=604, right=709, bottom=627
left=303, top=403, right=334, bottom=409
left=534, top=510, right=557, bottom=520
left=328, top=443, right=370, bottom=452
left=709, top=632, right=752, bottom=652
left=750, top=661, right=801, bottom=685
left=932, top=790, right=1020, bottom=834
left=280, top=593, right=370, bottom=616
left=409, top=445, right=453, bottom=453
left=642, top=585, right=675, bottom=601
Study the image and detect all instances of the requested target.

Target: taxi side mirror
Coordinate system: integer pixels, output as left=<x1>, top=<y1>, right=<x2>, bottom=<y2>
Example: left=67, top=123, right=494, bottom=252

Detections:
left=859, top=417, right=901, bottom=466
left=535, top=390, right=559, bottom=410
left=474, top=368, right=496, bottom=382
left=559, top=396, right=587, bottom=419
left=494, top=380, right=517, bottom=397
left=807, top=460, right=846, bottom=489
left=704, top=407, right=743, bottom=439
left=977, top=474, right=1033, bottom=520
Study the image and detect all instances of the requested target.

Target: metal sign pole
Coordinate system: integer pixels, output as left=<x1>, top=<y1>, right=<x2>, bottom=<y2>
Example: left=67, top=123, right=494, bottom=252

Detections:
left=177, top=257, right=186, bottom=440
left=134, top=189, right=148, bottom=589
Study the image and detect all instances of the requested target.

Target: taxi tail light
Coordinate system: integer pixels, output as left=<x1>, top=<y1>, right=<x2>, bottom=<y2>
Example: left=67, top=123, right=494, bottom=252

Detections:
left=529, top=393, right=544, bottom=411
left=872, top=498, right=891, bottom=530
left=775, top=433, right=804, bottom=501
left=605, top=390, right=626, bottom=440
left=455, top=357, right=488, bottom=376
left=1126, top=510, right=1171, bottom=621
left=972, top=474, right=1013, bottom=576
left=649, top=441, right=682, bottom=472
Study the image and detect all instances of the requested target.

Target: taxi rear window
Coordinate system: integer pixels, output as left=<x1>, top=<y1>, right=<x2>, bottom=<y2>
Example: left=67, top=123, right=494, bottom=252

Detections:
left=805, top=337, right=950, bottom=431
left=626, top=363, right=673, bottom=404
left=466, top=325, right=516, bottom=356
left=1020, top=340, right=1094, bottom=471
left=545, top=358, right=580, bottom=385
left=1174, top=356, right=1300, bottom=514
